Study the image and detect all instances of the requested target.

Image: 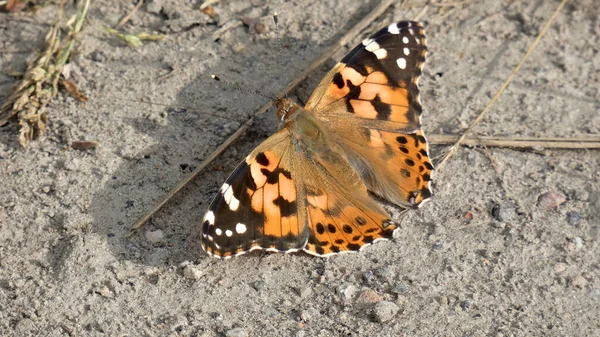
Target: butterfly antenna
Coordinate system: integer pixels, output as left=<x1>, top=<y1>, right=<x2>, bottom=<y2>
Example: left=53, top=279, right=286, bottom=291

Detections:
left=211, top=75, right=276, bottom=101
left=273, top=12, right=287, bottom=99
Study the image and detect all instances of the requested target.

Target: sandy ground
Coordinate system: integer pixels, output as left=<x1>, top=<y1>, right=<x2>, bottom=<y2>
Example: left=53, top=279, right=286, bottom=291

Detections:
left=1, top=0, right=599, bottom=336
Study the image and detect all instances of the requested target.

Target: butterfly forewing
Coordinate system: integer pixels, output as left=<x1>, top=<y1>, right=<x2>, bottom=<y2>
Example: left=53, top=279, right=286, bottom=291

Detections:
left=305, top=20, right=432, bottom=208
left=201, top=129, right=309, bottom=257
left=306, top=21, right=427, bottom=133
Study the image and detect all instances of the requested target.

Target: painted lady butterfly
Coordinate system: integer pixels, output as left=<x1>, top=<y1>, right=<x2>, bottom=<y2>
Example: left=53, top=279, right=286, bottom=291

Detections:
left=201, top=21, right=432, bottom=258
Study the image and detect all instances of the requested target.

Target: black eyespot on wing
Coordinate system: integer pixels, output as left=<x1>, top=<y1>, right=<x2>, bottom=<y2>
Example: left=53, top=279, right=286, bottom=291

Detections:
left=333, top=72, right=344, bottom=89
left=256, top=152, right=270, bottom=166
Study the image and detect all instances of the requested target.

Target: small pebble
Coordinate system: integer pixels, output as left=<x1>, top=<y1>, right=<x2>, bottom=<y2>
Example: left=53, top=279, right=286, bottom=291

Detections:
left=491, top=201, right=518, bottom=222
left=225, top=328, right=248, bottom=337
left=372, top=301, right=399, bottom=322
left=295, top=330, right=306, bottom=337
left=391, top=283, right=411, bottom=294
left=566, top=211, right=581, bottom=226
left=337, top=284, right=359, bottom=301
left=251, top=281, right=265, bottom=291
left=554, top=263, right=567, bottom=273
left=355, top=289, right=381, bottom=306
left=145, top=229, right=165, bottom=244
left=146, top=0, right=163, bottom=14
left=460, top=300, right=471, bottom=311
left=300, top=308, right=319, bottom=321
left=232, top=43, right=245, bottom=53
left=95, top=285, right=113, bottom=298
left=362, top=270, right=375, bottom=284
left=538, top=191, right=567, bottom=209
left=297, top=286, right=312, bottom=299
left=574, top=237, right=584, bottom=250
left=182, top=265, right=203, bottom=280
left=571, top=275, right=588, bottom=288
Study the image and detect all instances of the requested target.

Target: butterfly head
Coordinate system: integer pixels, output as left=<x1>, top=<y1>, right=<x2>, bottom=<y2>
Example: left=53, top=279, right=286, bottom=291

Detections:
left=275, top=98, right=300, bottom=123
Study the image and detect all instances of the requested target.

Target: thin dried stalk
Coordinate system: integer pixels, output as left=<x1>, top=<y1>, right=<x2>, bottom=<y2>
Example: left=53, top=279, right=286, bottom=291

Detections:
left=428, top=134, right=600, bottom=149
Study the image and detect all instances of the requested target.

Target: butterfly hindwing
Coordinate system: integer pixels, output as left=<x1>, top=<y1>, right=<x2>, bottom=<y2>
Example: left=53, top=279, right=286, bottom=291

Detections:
left=298, top=155, right=397, bottom=256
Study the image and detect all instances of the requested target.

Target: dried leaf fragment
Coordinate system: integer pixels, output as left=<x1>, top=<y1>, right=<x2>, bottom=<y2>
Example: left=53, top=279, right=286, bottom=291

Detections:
left=105, top=28, right=165, bottom=47
left=61, top=79, right=88, bottom=102
left=71, top=140, right=98, bottom=150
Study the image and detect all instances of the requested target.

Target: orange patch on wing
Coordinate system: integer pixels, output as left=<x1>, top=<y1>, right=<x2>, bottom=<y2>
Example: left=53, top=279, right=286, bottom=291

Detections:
left=377, top=129, right=433, bottom=205
left=349, top=100, right=378, bottom=119
left=249, top=151, right=280, bottom=188
left=279, top=172, right=296, bottom=202
left=366, top=71, right=388, bottom=85
left=359, top=83, right=409, bottom=107
left=307, top=194, right=328, bottom=209
left=328, top=82, right=350, bottom=99
left=340, top=67, right=366, bottom=86
left=249, top=187, right=263, bottom=212
left=388, top=105, right=410, bottom=123
left=263, top=182, right=281, bottom=236
left=280, top=215, right=299, bottom=236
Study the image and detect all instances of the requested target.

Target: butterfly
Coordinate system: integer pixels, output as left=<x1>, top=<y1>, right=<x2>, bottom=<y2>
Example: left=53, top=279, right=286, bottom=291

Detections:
left=201, top=21, right=432, bottom=258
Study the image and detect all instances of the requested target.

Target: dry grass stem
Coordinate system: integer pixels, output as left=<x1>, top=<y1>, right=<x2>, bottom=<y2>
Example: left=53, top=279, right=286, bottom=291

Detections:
left=0, top=0, right=90, bottom=148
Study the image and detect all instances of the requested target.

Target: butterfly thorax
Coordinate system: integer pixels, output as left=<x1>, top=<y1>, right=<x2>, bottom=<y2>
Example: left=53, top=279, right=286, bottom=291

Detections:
left=275, top=98, right=334, bottom=153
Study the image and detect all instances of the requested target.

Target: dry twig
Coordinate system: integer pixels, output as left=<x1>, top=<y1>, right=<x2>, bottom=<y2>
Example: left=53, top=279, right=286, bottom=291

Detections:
left=115, top=0, right=144, bottom=28
left=427, top=135, right=600, bottom=149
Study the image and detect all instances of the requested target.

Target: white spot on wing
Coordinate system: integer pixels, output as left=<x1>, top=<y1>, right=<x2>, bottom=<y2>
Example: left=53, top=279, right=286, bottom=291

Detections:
left=215, top=228, right=222, bottom=236
left=397, top=57, right=407, bottom=69
left=365, top=41, right=380, bottom=52
left=235, top=223, right=247, bottom=234
left=220, top=183, right=240, bottom=211
left=225, top=230, right=233, bottom=237
left=374, top=48, right=387, bottom=59
left=402, top=36, right=409, bottom=44
left=388, top=23, right=399, bottom=34
left=362, top=38, right=373, bottom=46
left=403, top=47, right=410, bottom=55
left=204, top=211, right=215, bottom=225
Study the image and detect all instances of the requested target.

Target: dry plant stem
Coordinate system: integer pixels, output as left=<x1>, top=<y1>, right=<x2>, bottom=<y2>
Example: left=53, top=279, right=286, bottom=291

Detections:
left=435, top=0, right=569, bottom=171
left=115, top=0, right=144, bottom=28
left=0, top=1, right=63, bottom=126
left=0, top=0, right=90, bottom=147
left=428, top=134, right=600, bottom=149
left=131, top=0, right=400, bottom=230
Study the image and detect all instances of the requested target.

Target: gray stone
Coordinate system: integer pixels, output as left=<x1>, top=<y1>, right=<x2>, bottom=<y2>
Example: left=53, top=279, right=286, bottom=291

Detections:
left=372, top=301, right=399, bottom=322
left=225, top=327, right=248, bottom=337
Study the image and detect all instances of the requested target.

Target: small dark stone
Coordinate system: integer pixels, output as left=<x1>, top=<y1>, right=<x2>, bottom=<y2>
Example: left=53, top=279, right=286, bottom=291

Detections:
left=566, top=211, right=581, bottom=226
left=460, top=300, right=471, bottom=311
left=363, top=270, right=375, bottom=284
